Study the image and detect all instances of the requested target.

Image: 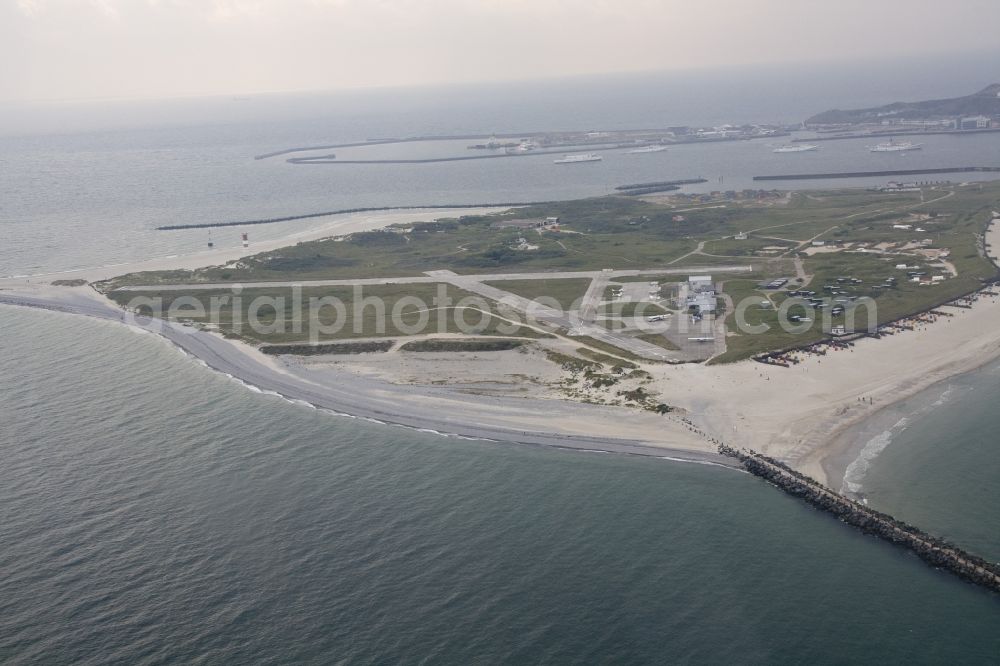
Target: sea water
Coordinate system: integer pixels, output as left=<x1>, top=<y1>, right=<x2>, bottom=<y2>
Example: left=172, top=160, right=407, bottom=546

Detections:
left=0, top=306, right=998, bottom=664
left=3, top=52, right=1000, bottom=276
left=3, top=55, right=1000, bottom=662
left=845, top=360, right=1000, bottom=561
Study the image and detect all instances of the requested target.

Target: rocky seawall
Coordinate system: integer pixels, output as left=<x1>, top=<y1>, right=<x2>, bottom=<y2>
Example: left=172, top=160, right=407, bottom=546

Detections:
left=719, top=444, right=1000, bottom=594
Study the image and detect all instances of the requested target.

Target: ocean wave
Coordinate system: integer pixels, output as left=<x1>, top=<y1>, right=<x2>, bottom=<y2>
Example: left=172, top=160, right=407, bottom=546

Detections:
left=842, top=429, right=895, bottom=494
left=123, top=324, right=153, bottom=336
left=321, top=409, right=356, bottom=419
left=841, top=382, right=970, bottom=494
left=286, top=399, right=316, bottom=409
left=930, top=383, right=962, bottom=408
left=108, top=314, right=751, bottom=467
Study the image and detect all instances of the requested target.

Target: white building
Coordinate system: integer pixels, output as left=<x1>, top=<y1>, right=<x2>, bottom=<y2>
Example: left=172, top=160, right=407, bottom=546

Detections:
left=959, top=115, right=991, bottom=130
left=686, top=276, right=716, bottom=314
left=689, top=292, right=717, bottom=314
left=688, top=275, right=714, bottom=293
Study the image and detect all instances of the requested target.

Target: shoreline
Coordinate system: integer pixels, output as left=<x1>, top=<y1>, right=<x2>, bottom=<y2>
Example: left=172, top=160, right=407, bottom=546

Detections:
left=647, top=287, right=1000, bottom=488
left=4, top=210, right=1000, bottom=491
left=820, top=339, right=1000, bottom=495
left=5, top=280, right=1000, bottom=492
left=819, top=215, right=1000, bottom=493
left=0, top=207, right=512, bottom=283
left=0, top=288, right=735, bottom=471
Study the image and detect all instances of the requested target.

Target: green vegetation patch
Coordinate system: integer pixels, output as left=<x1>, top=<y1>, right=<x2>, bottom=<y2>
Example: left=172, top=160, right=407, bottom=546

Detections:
left=108, top=283, right=547, bottom=344
left=399, top=338, right=524, bottom=353
left=545, top=350, right=600, bottom=372
left=634, top=333, right=680, bottom=351
left=103, top=181, right=1000, bottom=363
left=483, top=278, right=593, bottom=309
left=261, top=340, right=394, bottom=355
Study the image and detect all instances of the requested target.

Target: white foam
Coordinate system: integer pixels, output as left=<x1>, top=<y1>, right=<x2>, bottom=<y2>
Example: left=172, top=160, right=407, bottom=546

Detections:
left=659, top=456, right=745, bottom=472
left=123, top=324, right=153, bottom=336
left=841, top=382, right=968, bottom=494
left=842, top=429, right=894, bottom=494
left=287, top=399, right=316, bottom=409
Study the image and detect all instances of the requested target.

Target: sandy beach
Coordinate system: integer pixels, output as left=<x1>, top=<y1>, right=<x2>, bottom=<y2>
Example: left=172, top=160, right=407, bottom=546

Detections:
left=658, top=291, right=1000, bottom=484
left=4, top=209, right=1000, bottom=488
left=0, top=284, right=726, bottom=465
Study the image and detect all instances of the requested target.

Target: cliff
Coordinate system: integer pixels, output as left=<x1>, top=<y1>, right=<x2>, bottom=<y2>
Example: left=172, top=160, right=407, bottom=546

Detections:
left=806, top=84, right=1000, bottom=125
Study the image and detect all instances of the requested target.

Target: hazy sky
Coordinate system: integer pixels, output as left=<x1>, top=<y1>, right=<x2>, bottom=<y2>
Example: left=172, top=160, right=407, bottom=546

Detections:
left=6, top=0, right=1000, bottom=101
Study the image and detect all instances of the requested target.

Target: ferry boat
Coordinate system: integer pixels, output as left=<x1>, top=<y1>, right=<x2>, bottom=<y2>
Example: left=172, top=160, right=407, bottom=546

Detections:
left=869, top=138, right=923, bottom=152
left=553, top=153, right=603, bottom=164
left=773, top=144, right=818, bottom=153
left=628, top=145, right=668, bottom=154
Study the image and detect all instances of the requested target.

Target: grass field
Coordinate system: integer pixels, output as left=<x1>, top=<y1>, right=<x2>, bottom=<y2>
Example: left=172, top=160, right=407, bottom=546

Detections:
left=635, top=332, right=681, bottom=351
left=108, top=283, right=548, bottom=344
left=483, top=278, right=592, bottom=309
left=104, top=181, right=1000, bottom=362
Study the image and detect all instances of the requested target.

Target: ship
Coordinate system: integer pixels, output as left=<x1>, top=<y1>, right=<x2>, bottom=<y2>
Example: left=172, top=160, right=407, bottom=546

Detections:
left=868, top=138, right=923, bottom=152
left=628, top=145, right=668, bottom=154
left=553, top=153, right=603, bottom=164
left=773, top=144, right=818, bottom=153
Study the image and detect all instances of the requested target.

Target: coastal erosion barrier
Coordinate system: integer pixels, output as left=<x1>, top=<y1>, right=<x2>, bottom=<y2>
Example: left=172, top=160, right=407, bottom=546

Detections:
left=285, top=142, right=636, bottom=165
left=154, top=180, right=706, bottom=230
left=154, top=203, right=558, bottom=231
left=754, top=167, right=1000, bottom=181
left=254, top=134, right=532, bottom=160
left=614, top=178, right=709, bottom=196
left=718, top=445, right=1000, bottom=594
left=252, top=129, right=737, bottom=161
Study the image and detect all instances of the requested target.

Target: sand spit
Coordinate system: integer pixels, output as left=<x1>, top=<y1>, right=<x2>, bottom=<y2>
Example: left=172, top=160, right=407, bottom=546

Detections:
left=4, top=207, right=1000, bottom=485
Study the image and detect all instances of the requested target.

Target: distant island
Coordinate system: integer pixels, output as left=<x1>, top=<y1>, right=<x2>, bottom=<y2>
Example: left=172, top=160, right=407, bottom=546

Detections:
left=807, top=83, right=1000, bottom=127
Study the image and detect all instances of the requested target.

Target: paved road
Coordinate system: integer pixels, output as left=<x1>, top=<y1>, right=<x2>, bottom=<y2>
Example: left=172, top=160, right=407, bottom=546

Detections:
left=441, top=275, right=672, bottom=360
left=110, top=266, right=754, bottom=292
left=103, top=265, right=754, bottom=361
left=578, top=273, right=610, bottom=323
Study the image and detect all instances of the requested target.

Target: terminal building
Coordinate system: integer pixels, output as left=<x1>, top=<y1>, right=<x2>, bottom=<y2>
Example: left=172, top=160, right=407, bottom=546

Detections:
left=958, top=115, right=991, bottom=130
left=686, top=275, right=717, bottom=314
